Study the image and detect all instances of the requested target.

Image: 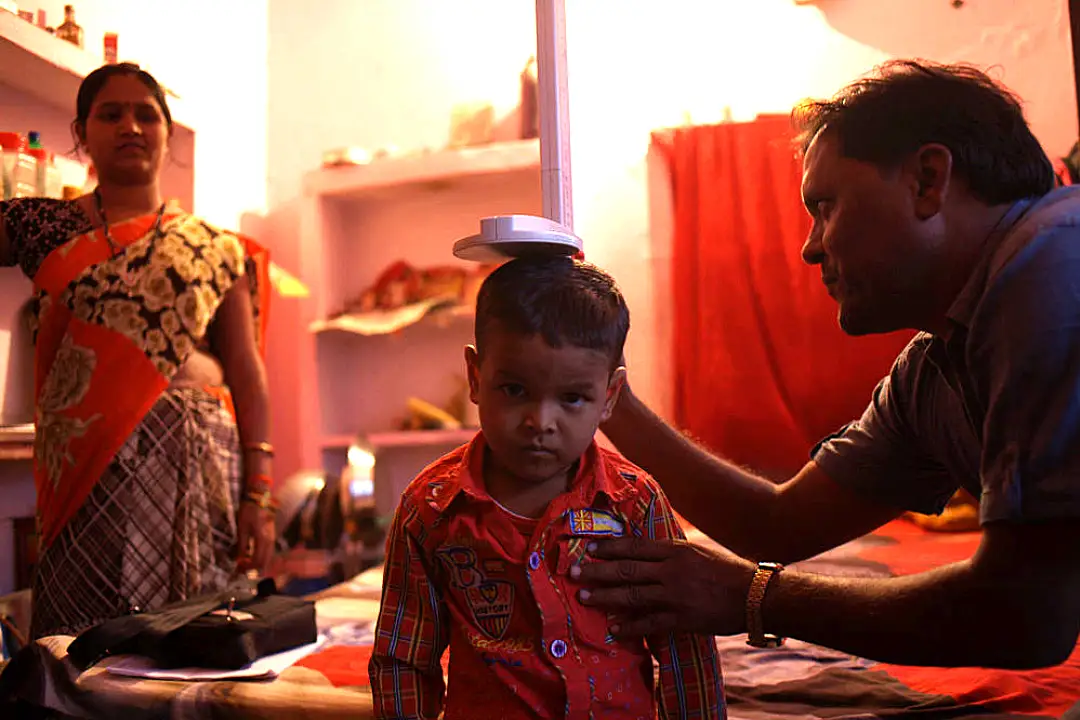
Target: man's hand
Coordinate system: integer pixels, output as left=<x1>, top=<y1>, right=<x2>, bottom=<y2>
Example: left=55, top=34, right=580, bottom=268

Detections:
left=572, top=537, right=756, bottom=638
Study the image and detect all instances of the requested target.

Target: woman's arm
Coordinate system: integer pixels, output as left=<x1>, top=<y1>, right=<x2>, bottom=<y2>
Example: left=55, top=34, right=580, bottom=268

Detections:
left=211, top=273, right=275, bottom=570
left=1, top=202, right=14, bottom=266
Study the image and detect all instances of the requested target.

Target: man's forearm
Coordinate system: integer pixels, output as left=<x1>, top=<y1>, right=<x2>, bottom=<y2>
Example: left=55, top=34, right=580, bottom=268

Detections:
left=765, top=562, right=1063, bottom=669
left=602, top=388, right=779, bottom=556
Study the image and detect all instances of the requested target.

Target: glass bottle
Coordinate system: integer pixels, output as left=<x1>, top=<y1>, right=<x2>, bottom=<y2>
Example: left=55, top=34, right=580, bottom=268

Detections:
left=520, top=56, right=539, bottom=140
left=56, top=5, right=84, bottom=49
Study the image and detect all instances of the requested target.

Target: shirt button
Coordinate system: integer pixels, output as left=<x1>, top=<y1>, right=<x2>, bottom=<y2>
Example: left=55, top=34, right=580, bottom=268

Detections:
left=550, top=639, right=567, bottom=658
left=528, top=551, right=541, bottom=570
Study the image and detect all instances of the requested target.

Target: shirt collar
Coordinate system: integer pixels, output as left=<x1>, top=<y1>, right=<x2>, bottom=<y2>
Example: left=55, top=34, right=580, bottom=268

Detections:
left=940, top=195, right=1035, bottom=341
left=424, top=433, right=636, bottom=515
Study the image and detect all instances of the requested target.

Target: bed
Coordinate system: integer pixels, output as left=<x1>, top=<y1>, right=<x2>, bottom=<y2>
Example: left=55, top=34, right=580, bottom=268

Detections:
left=4, top=518, right=1079, bottom=718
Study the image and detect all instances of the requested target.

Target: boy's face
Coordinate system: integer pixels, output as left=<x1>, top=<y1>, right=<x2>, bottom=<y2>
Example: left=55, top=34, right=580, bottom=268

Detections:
left=465, top=327, right=625, bottom=487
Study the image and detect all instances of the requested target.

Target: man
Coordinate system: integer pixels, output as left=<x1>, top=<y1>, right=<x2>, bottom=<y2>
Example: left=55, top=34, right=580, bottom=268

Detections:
left=575, top=60, right=1080, bottom=669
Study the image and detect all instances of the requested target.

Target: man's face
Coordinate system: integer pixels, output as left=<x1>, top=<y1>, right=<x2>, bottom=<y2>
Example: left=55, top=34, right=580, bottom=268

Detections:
left=800, top=129, right=943, bottom=335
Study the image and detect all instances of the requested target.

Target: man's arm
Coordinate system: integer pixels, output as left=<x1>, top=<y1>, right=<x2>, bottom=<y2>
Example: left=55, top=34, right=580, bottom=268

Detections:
left=602, top=389, right=900, bottom=562
left=765, top=518, right=1080, bottom=668
left=579, top=518, right=1080, bottom=669
left=368, top=500, right=449, bottom=720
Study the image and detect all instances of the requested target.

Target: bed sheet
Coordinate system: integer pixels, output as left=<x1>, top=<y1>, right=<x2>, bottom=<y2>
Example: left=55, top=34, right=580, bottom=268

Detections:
left=4, top=521, right=1078, bottom=718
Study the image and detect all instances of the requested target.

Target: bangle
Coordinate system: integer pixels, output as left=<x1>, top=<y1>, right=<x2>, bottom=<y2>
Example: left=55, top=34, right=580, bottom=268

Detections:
left=245, top=473, right=273, bottom=491
left=243, top=441, right=275, bottom=457
left=243, top=487, right=279, bottom=512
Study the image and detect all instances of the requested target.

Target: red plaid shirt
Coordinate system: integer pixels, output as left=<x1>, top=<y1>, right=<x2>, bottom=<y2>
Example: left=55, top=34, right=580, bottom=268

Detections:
left=369, top=435, right=726, bottom=720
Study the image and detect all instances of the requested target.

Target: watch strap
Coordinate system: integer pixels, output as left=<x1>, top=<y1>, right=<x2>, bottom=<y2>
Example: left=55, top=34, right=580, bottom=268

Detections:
left=746, top=561, right=785, bottom=648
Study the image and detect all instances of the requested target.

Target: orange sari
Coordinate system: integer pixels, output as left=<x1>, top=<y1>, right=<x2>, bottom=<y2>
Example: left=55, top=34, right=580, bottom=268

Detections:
left=31, top=208, right=269, bottom=549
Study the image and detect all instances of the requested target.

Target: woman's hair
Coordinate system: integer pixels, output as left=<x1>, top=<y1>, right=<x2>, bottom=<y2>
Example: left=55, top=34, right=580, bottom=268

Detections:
left=474, top=256, right=630, bottom=370
left=792, top=59, right=1054, bottom=205
left=72, top=62, right=173, bottom=141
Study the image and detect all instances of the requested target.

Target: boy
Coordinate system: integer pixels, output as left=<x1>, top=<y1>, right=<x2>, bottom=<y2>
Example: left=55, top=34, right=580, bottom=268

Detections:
left=369, top=257, right=725, bottom=719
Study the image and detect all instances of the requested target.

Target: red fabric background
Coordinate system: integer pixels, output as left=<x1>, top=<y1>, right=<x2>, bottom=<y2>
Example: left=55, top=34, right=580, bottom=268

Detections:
left=653, top=116, right=912, bottom=478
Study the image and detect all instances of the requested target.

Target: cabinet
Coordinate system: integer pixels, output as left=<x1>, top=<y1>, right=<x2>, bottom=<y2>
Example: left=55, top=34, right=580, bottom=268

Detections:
left=297, top=139, right=541, bottom=515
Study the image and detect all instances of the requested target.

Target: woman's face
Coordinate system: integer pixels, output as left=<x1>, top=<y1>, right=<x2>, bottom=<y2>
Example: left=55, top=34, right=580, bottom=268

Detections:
left=78, top=74, right=169, bottom=187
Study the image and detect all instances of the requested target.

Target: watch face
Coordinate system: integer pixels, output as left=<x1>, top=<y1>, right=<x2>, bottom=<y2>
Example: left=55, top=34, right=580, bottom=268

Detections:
left=747, top=634, right=785, bottom=649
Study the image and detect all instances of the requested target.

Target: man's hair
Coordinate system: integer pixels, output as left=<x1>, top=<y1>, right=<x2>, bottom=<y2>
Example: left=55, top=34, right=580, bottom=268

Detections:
left=792, top=60, right=1055, bottom=205
left=474, top=256, right=629, bottom=370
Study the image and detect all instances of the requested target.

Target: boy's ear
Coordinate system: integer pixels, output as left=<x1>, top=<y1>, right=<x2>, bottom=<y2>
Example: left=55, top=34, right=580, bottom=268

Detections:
left=465, top=345, right=481, bottom=405
left=600, top=366, right=627, bottom=423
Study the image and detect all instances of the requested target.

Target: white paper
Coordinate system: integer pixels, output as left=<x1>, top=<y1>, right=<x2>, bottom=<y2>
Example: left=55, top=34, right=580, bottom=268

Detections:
left=104, top=635, right=326, bottom=682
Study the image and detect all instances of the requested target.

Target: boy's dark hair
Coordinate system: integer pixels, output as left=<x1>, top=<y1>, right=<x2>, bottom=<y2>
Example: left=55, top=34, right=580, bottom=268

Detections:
left=474, top=256, right=629, bottom=370
left=792, top=59, right=1054, bottom=206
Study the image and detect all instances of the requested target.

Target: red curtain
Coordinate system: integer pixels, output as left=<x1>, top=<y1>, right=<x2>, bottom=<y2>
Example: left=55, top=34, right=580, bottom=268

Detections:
left=653, top=116, right=912, bottom=478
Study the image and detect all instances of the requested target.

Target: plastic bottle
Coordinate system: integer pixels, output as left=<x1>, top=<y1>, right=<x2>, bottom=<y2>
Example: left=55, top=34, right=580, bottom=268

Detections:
left=46, top=155, right=63, bottom=199
left=6, top=136, right=37, bottom=198
left=28, top=148, right=47, bottom=197
left=0, top=132, right=22, bottom=201
left=27, top=148, right=61, bottom=198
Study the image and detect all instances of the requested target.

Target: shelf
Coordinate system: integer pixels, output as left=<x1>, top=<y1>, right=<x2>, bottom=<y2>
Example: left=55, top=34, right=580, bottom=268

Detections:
left=0, top=423, right=33, bottom=461
left=0, top=443, right=32, bottom=461
left=310, top=301, right=472, bottom=336
left=0, top=10, right=194, bottom=133
left=322, top=428, right=475, bottom=451
left=303, top=139, right=540, bottom=200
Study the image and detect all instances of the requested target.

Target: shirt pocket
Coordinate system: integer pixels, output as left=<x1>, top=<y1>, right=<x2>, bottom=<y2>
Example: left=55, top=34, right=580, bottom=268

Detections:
left=553, top=539, right=616, bottom=645
left=552, top=510, right=631, bottom=651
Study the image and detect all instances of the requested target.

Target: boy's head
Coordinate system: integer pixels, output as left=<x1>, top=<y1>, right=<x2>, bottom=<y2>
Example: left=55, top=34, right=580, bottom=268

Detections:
left=466, top=256, right=629, bottom=486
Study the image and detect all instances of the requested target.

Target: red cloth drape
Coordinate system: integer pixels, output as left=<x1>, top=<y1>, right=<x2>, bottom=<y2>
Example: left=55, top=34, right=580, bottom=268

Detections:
left=654, top=116, right=912, bottom=478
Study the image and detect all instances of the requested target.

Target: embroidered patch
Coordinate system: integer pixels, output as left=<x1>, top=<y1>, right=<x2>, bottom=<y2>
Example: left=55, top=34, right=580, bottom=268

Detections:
left=566, top=537, right=587, bottom=564
left=468, top=632, right=534, bottom=654
left=466, top=579, right=515, bottom=639
left=435, top=546, right=484, bottom=589
left=482, top=558, right=506, bottom=574
left=568, top=508, right=625, bottom=537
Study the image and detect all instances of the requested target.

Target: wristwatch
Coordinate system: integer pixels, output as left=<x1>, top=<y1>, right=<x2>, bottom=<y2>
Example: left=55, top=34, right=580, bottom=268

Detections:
left=745, top=561, right=785, bottom=648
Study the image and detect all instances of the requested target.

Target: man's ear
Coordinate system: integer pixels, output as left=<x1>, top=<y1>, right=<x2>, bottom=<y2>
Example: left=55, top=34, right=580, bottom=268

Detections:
left=465, top=345, right=481, bottom=405
left=905, top=143, right=953, bottom=220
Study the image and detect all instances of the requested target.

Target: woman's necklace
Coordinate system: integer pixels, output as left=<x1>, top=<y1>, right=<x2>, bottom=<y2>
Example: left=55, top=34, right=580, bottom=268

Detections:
left=94, top=187, right=166, bottom=257
left=94, top=188, right=167, bottom=287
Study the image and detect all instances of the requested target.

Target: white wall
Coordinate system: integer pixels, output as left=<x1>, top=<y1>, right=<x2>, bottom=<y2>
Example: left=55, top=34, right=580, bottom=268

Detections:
left=26, top=0, right=269, bottom=230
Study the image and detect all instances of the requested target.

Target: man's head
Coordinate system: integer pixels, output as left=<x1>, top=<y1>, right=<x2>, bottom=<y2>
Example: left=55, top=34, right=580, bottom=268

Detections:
left=794, top=60, right=1055, bottom=335
left=466, top=257, right=629, bottom=485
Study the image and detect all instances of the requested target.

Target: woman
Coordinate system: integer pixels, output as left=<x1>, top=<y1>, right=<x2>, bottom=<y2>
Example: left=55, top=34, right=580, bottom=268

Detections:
left=0, top=63, right=277, bottom=639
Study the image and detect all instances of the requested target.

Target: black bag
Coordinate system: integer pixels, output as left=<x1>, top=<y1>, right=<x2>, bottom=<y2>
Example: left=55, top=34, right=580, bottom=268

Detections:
left=67, top=579, right=318, bottom=671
